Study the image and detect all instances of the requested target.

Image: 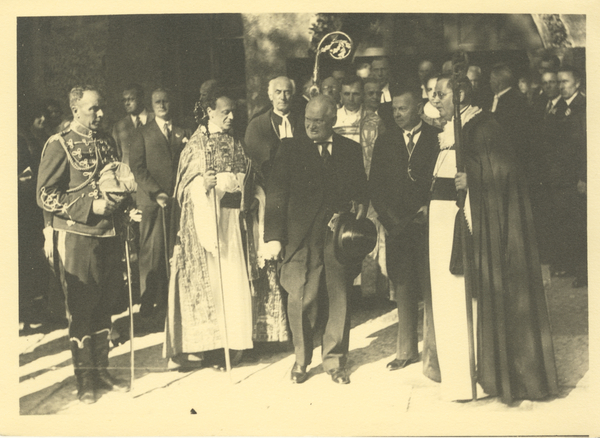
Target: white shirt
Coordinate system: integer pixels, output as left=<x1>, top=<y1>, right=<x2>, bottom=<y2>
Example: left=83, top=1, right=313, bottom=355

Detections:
left=565, top=91, right=579, bottom=106
left=402, top=121, right=423, bottom=149
left=131, top=108, right=150, bottom=126
left=315, top=136, right=333, bottom=156
left=380, top=83, right=391, bottom=103
left=491, top=87, right=512, bottom=113
left=155, top=116, right=172, bottom=138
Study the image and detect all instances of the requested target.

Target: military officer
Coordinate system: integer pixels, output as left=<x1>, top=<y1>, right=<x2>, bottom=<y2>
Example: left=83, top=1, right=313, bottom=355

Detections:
left=37, top=86, right=128, bottom=404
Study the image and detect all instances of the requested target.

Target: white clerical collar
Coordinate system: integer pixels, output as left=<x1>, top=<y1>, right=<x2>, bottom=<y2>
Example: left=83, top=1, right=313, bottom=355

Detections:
left=208, top=121, right=227, bottom=134
left=495, top=87, right=512, bottom=98
left=565, top=91, right=579, bottom=106
left=155, top=116, right=171, bottom=128
left=342, top=106, right=361, bottom=115
left=273, top=109, right=291, bottom=119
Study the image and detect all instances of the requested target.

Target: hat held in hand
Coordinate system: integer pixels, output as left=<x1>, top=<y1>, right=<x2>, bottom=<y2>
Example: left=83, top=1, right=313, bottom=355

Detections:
left=333, top=212, right=377, bottom=265
left=98, top=162, right=137, bottom=194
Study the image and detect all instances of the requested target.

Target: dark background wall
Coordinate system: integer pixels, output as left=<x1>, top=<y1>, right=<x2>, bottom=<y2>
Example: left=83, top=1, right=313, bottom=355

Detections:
left=17, top=13, right=585, bottom=129
left=18, top=14, right=247, bottom=129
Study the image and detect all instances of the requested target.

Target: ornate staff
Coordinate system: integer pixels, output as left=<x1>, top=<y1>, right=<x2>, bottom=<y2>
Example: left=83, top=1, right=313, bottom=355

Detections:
left=206, top=139, right=233, bottom=382
left=308, top=31, right=353, bottom=97
left=451, top=50, right=477, bottom=401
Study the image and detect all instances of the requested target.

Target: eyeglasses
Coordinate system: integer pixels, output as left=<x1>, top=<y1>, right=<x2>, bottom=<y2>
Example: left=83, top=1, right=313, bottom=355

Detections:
left=432, top=91, right=449, bottom=99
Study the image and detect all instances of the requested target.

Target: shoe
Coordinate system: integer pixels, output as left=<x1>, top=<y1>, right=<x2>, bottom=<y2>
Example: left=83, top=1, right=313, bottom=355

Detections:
left=290, top=363, right=308, bottom=384
left=386, top=358, right=418, bottom=371
left=91, top=332, right=129, bottom=392
left=327, top=367, right=350, bottom=384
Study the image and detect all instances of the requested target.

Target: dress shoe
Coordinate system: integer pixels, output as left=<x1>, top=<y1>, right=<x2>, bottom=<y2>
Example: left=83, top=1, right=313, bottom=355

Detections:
left=290, top=363, right=308, bottom=384
left=327, top=367, right=350, bottom=384
left=386, top=358, right=418, bottom=371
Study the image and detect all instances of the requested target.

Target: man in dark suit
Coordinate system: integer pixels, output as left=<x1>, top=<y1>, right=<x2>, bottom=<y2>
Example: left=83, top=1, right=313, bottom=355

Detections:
left=545, top=67, right=587, bottom=286
left=487, top=63, right=530, bottom=165
left=369, top=83, right=440, bottom=379
left=111, top=84, right=154, bottom=166
left=130, top=88, right=191, bottom=317
left=244, top=76, right=300, bottom=182
left=264, top=94, right=368, bottom=385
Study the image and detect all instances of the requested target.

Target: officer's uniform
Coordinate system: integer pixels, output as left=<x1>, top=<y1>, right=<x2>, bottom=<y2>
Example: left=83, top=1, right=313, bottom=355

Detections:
left=37, top=120, right=127, bottom=402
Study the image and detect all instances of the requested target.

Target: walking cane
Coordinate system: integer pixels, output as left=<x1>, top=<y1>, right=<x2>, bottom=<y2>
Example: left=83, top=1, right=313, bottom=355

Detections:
left=452, top=51, right=477, bottom=401
left=161, top=204, right=170, bottom=279
left=211, top=184, right=233, bottom=382
left=124, top=221, right=135, bottom=391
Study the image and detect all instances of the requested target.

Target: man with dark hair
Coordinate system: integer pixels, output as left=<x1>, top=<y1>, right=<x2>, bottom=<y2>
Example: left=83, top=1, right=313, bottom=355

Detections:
left=165, top=92, right=254, bottom=369
left=112, top=83, right=154, bottom=166
left=370, top=83, right=440, bottom=378
left=488, top=63, right=531, bottom=168
left=264, top=94, right=368, bottom=385
left=543, top=66, right=587, bottom=286
left=37, top=86, right=128, bottom=403
left=429, top=73, right=558, bottom=403
left=334, top=75, right=364, bottom=142
left=130, top=88, right=191, bottom=319
left=371, top=57, right=391, bottom=102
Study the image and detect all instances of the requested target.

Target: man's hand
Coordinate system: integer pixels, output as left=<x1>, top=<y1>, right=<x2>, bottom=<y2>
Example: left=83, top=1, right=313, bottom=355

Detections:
left=204, top=169, right=217, bottom=192
left=92, top=198, right=117, bottom=216
left=43, top=227, right=54, bottom=259
left=156, top=192, right=169, bottom=208
left=263, top=240, right=282, bottom=261
left=455, top=172, right=468, bottom=191
left=577, top=179, right=586, bottom=195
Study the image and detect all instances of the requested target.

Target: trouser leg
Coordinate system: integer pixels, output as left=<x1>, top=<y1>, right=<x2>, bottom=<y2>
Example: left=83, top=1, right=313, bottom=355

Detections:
left=321, top=229, right=351, bottom=372
left=70, top=338, right=95, bottom=404
left=387, top=231, right=419, bottom=361
left=139, top=204, right=168, bottom=313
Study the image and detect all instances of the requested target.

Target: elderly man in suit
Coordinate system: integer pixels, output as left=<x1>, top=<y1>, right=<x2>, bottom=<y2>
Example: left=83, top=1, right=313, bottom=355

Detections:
left=264, top=94, right=368, bottom=385
left=369, top=82, right=440, bottom=378
left=112, top=84, right=154, bottom=166
left=130, top=88, right=191, bottom=318
left=244, top=76, right=299, bottom=182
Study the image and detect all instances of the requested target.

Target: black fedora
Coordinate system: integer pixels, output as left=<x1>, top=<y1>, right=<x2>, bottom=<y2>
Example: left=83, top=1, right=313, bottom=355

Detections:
left=333, top=212, right=377, bottom=265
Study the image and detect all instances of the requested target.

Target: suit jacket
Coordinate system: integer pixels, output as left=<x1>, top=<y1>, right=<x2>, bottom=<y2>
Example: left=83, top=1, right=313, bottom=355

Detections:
left=543, top=92, right=586, bottom=186
left=130, top=119, right=191, bottom=207
left=244, top=108, right=302, bottom=183
left=111, top=112, right=155, bottom=165
left=370, top=122, right=441, bottom=238
left=264, top=131, right=368, bottom=263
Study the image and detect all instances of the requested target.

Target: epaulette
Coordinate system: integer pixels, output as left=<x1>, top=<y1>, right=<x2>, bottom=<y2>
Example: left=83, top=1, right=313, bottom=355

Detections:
left=40, top=131, right=67, bottom=158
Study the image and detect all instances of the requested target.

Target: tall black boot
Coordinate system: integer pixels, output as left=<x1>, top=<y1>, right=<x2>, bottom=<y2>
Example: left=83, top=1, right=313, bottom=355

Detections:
left=71, top=338, right=96, bottom=404
left=91, top=331, right=129, bottom=392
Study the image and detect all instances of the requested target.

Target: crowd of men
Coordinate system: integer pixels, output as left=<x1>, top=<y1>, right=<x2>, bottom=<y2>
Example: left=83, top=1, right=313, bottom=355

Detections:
left=18, top=51, right=586, bottom=405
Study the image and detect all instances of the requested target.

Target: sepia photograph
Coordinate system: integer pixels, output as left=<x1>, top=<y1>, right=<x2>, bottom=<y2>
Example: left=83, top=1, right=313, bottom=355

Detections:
left=4, top=2, right=598, bottom=436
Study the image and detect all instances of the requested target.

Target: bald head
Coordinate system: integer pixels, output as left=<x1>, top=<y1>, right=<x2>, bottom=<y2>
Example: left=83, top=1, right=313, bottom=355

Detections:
left=304, top=94, right=337, bottom=142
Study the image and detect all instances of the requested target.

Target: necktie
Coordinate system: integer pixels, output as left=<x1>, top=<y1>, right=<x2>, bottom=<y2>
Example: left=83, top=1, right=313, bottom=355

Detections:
left=318, top=141, right=331, bottom=167
left=405, top=128, right=420, bottom=156
left=134, top=116, right=141, bottom=128
left=163, top=122, right=171, bottom=141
